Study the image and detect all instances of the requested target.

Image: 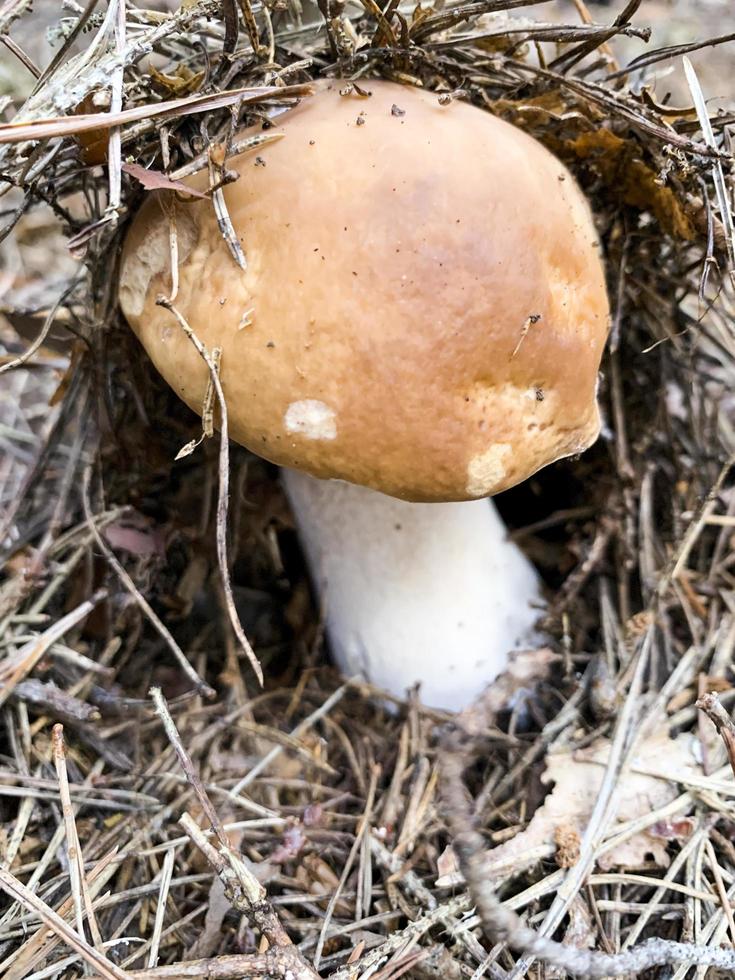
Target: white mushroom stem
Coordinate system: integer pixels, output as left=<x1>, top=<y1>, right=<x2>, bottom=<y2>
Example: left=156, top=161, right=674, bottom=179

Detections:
left=282, top=468, right=544, bottom=712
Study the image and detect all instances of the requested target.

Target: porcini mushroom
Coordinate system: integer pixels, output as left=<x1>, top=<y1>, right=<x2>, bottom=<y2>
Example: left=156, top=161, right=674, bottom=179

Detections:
left=119, top=80, right=610, bottom=710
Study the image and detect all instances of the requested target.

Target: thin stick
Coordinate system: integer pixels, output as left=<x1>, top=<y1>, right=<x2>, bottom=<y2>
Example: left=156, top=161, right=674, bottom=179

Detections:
left=0, top=34, right=39, bottom=77
left=0, top=83, right=313, bottom=146
left=175, top=348, right=221, bottom=461
left=85, top=949, right=316, bottom=980
left=208, top=145, right=247, bottom=269
left=178, top=812, right=270, bottom=922
left=150, top=688, right=304, bottom=956
left=697, top=691, right=735, bottom=778
left=683, top=57, right=735, bottom=281
left=330, top=894, right=471, bottom=980
left=170, top=132, right=284, bottom=181
left=0, top=281, right=77, bottom=376
left=167, top=207, right=179, bottom=302
left=155, top=297, right=263, bottom=685
left=149, top=688, right=231, bottom=850
left=52, top=725, right=104, bottom=950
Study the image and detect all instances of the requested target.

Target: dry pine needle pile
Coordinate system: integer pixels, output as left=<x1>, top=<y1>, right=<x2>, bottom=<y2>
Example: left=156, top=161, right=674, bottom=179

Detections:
left=1, top=0, right=735, bottom=977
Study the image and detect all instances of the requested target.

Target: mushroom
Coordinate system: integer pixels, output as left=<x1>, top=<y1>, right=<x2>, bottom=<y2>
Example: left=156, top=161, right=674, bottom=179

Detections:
left=119, top=80, right=610, bottom=710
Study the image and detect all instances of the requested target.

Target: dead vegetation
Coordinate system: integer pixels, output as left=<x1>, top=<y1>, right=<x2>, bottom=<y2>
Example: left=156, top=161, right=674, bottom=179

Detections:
left=1, top=0, right=735, bottom=977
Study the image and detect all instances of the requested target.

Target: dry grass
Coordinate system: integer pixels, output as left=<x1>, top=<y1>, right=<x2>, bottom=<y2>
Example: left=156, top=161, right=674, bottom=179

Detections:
left=1, top=0, right=735, bottom=977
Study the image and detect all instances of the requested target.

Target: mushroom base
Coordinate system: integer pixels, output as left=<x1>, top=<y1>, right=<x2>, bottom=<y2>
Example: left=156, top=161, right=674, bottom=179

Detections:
left=282, top=469, right=544, bottom=711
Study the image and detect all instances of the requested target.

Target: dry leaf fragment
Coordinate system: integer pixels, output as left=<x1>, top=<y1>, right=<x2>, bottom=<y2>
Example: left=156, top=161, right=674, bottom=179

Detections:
left=347, top=940, right=366, bottom=964
left=122, top=162, right=207, bottom=199
left=456, top=647, right=558, bottom=734
left=439, top=727, right=703, bottom=887
left=568, top=129, right=696, bottom=240
left=435, top=843, right=461, bottom=886
left=149, top=63, right=205, bottom=96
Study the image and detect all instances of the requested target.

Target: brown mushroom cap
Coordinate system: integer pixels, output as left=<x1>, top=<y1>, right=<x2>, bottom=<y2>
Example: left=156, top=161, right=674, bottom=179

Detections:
left=119, top=80, right=610, bottom=502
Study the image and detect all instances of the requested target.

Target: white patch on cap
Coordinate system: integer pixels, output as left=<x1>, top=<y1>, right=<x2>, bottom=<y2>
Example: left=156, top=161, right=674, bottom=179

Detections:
left=466, top=443, right=512, bottom=497
left=284, top=400, right=337, bottom=440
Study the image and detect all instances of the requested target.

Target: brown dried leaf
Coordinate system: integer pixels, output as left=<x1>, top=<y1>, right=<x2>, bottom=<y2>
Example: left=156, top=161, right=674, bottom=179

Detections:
left=149, top=64, right=205, bottom=96
left=449, top=728, right=702, bottom=883
left=493, top=91, right=583, bottom=127
left=493, top=99, right=695, bottom=241
left=185, top=877, right=230, bottom=960
left=568, top=129, right=696, bottom=240
left=347, top=941, right=366, bottom=965
left=121, top=162, right=207, bottom=198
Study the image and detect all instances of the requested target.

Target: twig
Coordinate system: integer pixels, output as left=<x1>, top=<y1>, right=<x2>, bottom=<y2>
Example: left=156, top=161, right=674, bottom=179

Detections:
left=610, top=30, right=735, bottom=81
left=149, top=688, right=232, bottom=850
left=697, top=691, right=735, bottom=778
left=170, top=132, right=284, bottom=181
left=510, top=313, right=541, bottom=359
left=504, top=628, right=655, bottom=978
left=0, top=0, right=32, bottom=35
left=0, top=847, right=119, bottom=980
left=30, top=0, right=101, bottom=94
left=150, top=687, right=314, bottom=965
left=236, top=0, right=262, bottom=54
left=155, top=297, right=262, bottom=685
left=704, top=838, right=735, bottom=945
left=165, top=199, right=180, bottom=303
left=175, top=347, right=221, bottom=460
left=329, top=894, right=471, bottom=980
left=85, top=949, right=317, bottom=980
left=0, top=281, right=76, bottom=377
left=13, top=679, right=101, bottom=723
left=178, top=813, right=286, bottom=941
